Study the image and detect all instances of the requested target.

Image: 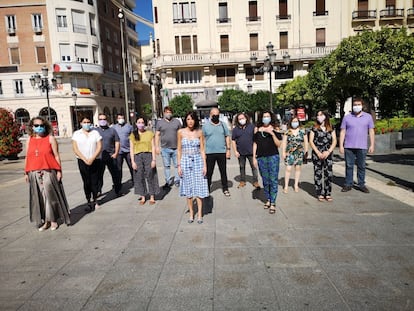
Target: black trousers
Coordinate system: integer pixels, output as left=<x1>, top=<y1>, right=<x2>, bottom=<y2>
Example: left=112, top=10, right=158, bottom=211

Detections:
left=77, top=158, right=100, bottom=202
left=206, top=153, right=228, bottom=192
left=117, top=152, right=134, bottom=183
left=98, top=151, right=121, bottom=194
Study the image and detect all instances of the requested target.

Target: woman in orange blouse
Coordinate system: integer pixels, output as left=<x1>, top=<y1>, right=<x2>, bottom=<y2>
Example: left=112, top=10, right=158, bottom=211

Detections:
left=24, top=117, right=70, bottom=231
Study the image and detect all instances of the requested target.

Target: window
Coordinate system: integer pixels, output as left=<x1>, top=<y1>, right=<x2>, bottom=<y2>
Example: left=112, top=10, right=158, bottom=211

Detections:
left=358, top=0, right=368, bottom=11
left=278, top=0, right=288, bottom=18
left=104, top=1, right=109, bottom=14
left=32, top=14, right=42, bottom=31
left=175, top=71, right=201, bottom=84
left=220, top=35, right=229, bottom=52
left=10, top=48, right=20, bottom=64
left=75, top=44, right=88, bottom=63
left=108, top=57, right=113, bottom=71
left=56, top=9, right=68, bottom=31
left=218, top=2, right=229, bottom=22
left=14, top=80, right=24, bottom=95
left=250, top=33, right=258, bottom=51
left=89, top=14, right=96, bottom=36
left=59, top=44, right=71, bottom=61
left=72, top=10, right=86, bottom=34
left=36, top=47, right=46, bottom=63
left=173, top=2, right=197, bottom=23
left=386, top=0, right=395, bottom=9
left=92, top=47, right=99, bottom=64
left=6, top=15, right=16, bottom=32
left=154, top=7, right=158, bottom=23
left=245, top=66, right=264, bottom=81
left=193, top=35, right=198, bottom=53
left=106, top=28, right=110, bottom=41
left=248, top=1, right=259, bottom=21
left=280, top=32, right=288, bottom=49
left=316, top=28, right=326, bottom=47
left=0, top=81, right=3, bottom=95
left=181, top=36, right=191, bottom=54
left=113, top=32, right=118, bottom=44
left=216, top=68, right=236, bottom=83
left=156, top=39, right=160, bottom=57
left=175, top=36, right=180, bottom=54
left=315, top=0, right=326, bottom=15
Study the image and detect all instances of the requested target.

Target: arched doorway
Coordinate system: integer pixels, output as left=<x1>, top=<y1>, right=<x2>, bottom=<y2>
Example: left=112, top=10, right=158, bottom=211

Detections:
left=15, top=108, right=30, bottom=135
left=39, top=107, right=59, bottom=136
left=103, top=106, right=111, bottom=124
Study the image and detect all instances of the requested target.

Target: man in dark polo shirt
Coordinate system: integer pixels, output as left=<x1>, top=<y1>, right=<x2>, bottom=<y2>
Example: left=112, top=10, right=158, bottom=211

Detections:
left=155, top=106, right=182, bottom=188
left=95, top=113, right=122, bottom=196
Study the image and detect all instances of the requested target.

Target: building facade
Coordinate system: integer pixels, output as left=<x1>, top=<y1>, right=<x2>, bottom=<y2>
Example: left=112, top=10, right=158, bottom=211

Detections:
left=150, top=0, right=414, bottom=112
left=0, top=0, right=145, bottom=136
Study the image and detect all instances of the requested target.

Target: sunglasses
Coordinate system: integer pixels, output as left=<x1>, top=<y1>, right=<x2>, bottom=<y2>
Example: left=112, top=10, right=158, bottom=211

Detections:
left=33, top=124, right=45, bottom=128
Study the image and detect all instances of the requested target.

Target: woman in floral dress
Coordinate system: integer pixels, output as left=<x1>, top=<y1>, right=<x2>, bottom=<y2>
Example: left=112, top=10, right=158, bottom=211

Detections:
left=282, top=116, right=308, bottom=193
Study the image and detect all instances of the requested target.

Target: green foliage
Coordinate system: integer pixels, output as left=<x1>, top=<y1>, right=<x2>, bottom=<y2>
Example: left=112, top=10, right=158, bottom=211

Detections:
left=374, top=117, right=414, bottom=134
left=218, top=89, right=252, bottom=113
left=0, top=108, right=22, bottom=157
left=301, top=27, right=414, bottom=119
left=250, top=90, right=272, bottom=112
left=168, top=94, right=194, bottom=117
left=141, top=103, right=152, bottom=119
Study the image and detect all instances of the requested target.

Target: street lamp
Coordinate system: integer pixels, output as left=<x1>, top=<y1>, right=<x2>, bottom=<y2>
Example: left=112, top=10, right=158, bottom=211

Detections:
left=250, top=42, right=290, bottom=112
left=29, top=67, right=61, bottom=122
left=72, top=91, right=78, bottom=128
left=118, top=8, right=130, bottom=124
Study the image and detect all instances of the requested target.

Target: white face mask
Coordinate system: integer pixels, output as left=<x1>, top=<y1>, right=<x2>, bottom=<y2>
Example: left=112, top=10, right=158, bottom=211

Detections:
left=353, top=105, right=363, bottom=113
left=238, top=119, right=246, bottom=126
left=118, top=118, right=125, bottom=125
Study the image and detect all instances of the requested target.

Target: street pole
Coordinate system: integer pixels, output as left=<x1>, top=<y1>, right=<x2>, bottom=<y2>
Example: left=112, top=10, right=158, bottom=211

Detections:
left=45, top=79, right=51, bottom=122
left=269, top=70, right=273, bottom=112
left=118, top=9, right=130, bottom=124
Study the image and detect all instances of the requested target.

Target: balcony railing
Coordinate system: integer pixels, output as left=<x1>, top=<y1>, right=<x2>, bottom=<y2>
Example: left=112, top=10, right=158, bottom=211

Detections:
left=216, top=17, right=231, bottom=23
left=352, top=10, right=377, bottom=20
left=408, top=8, right=414, bottom=17
left=152, top=46, right=337, bottom=68
left=173, top=17, right=197, bottom=24
left=313, top=11, right=329, bottom=16
left=73, top=24, right=87, bottom=34
left=246, top=16, right=261, bottom=22
left=380, top=8, right=404, bottom=18
left=276, top=14, right=291, bottom=20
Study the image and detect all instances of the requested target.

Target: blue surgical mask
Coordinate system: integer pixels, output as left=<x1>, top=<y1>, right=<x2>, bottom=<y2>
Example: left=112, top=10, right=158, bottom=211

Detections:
left=33, top=126, right=45, bottom=134
left=291, top=122, right=299, bottom=129
left=82, top=123, right=92, bottom=131
left=262, top=117, right=271, bottom=125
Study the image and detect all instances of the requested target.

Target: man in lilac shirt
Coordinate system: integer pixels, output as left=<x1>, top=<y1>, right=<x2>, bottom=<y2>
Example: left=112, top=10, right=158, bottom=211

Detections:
left=339, top=97, right=375, bottom=193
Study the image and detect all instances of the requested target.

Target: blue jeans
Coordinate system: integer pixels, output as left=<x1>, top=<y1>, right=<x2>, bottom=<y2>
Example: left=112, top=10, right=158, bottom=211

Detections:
left=161, top=148, right=179, bottom=184
left=344, top=148, right=367, bottom=187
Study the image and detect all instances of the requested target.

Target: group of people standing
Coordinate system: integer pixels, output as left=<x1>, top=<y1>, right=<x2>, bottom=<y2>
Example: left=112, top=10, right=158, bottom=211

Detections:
left=24, top=97, right=374, bottom=231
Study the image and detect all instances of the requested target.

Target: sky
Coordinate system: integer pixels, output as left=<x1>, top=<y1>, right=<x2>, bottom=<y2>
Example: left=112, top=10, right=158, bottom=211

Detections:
left=133, top=0, right=154, bottom=43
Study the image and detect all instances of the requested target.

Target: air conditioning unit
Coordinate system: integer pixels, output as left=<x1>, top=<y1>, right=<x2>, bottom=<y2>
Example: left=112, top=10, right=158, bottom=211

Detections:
left=7, top=28, right=16, bottom=35
left=33, top=27, right=42, bottom=34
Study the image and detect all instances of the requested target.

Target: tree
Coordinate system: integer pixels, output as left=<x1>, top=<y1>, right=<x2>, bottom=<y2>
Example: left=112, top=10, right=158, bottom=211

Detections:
left=218, top=89, right=251, bottom=113
left=168, top=94, right=194, bottom=117
left=0, top=108, right=22, bottom=159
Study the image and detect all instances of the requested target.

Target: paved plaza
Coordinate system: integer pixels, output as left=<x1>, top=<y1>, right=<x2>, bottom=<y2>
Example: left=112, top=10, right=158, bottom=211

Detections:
left=0, top=138, right=413, bottom=310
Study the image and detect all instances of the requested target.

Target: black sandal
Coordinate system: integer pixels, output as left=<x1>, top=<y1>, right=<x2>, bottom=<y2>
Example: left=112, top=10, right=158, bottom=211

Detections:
left=264, top=201, right=270, bottom=209
left=223, top=190, right=231, bottom=197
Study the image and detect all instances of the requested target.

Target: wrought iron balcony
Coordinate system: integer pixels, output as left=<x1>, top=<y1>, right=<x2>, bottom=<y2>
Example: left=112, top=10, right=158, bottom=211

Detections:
left=352, top=10, right=377, bottom=20
left=216, top=17, right=231, bottom=23
left=408, top=8, right=414, bottom=18
left=380, top=8, right=404, bottom=18
left=276, top=14, right=291, bottom=20
left=246, top=16, right=261, bottom=22
left=313, top=11, right=329, bottom=16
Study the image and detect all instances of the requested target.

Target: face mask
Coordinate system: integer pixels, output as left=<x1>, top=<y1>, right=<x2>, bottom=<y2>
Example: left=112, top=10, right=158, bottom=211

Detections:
left=33, top=126, right=45, bottom=134
left=353, top=105, right=363, bottom=113
left=291, top=122, right=299, bottom=129
left=164, top=113, right=172, bottom=120
left=317, top=115, right=326, bottom=123
left=137, top=124, right=145, bottom=130
left=82, top=123, right=92, bottom=131
left=262, top=117, right=271, bottom=125
left=211, top=115, right=220, bottom=124
left=238, top=119, right=246, bottom=126
left=98, top=120, right=108, bottom=127
left=118, top=118, right=125, bottom=125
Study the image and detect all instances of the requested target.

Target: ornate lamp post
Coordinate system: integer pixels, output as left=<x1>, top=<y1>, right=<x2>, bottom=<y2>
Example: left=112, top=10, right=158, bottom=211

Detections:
left=250, top=42, right=290, bottom=112
left=29, top=67, right=61, bottom=122
left=144, top=66, right=167, bottom=122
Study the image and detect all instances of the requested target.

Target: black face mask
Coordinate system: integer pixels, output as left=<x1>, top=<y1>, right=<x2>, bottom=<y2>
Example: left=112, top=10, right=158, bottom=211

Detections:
left=211, top=115, right=220, bottom=124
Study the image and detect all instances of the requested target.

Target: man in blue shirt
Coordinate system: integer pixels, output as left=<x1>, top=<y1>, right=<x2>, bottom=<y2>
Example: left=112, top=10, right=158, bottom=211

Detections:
left=113, top=113, right=134, bottom=185
left=202, top=108, right=231, bottom=196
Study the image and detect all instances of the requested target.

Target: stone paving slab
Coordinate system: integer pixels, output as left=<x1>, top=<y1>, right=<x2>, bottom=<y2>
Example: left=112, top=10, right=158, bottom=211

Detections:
left=0, top=139, right=414, bottom=310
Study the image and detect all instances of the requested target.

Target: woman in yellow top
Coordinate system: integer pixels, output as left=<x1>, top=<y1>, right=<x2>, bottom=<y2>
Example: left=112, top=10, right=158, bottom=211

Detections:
left=129, top=117, right=159, bottom=205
